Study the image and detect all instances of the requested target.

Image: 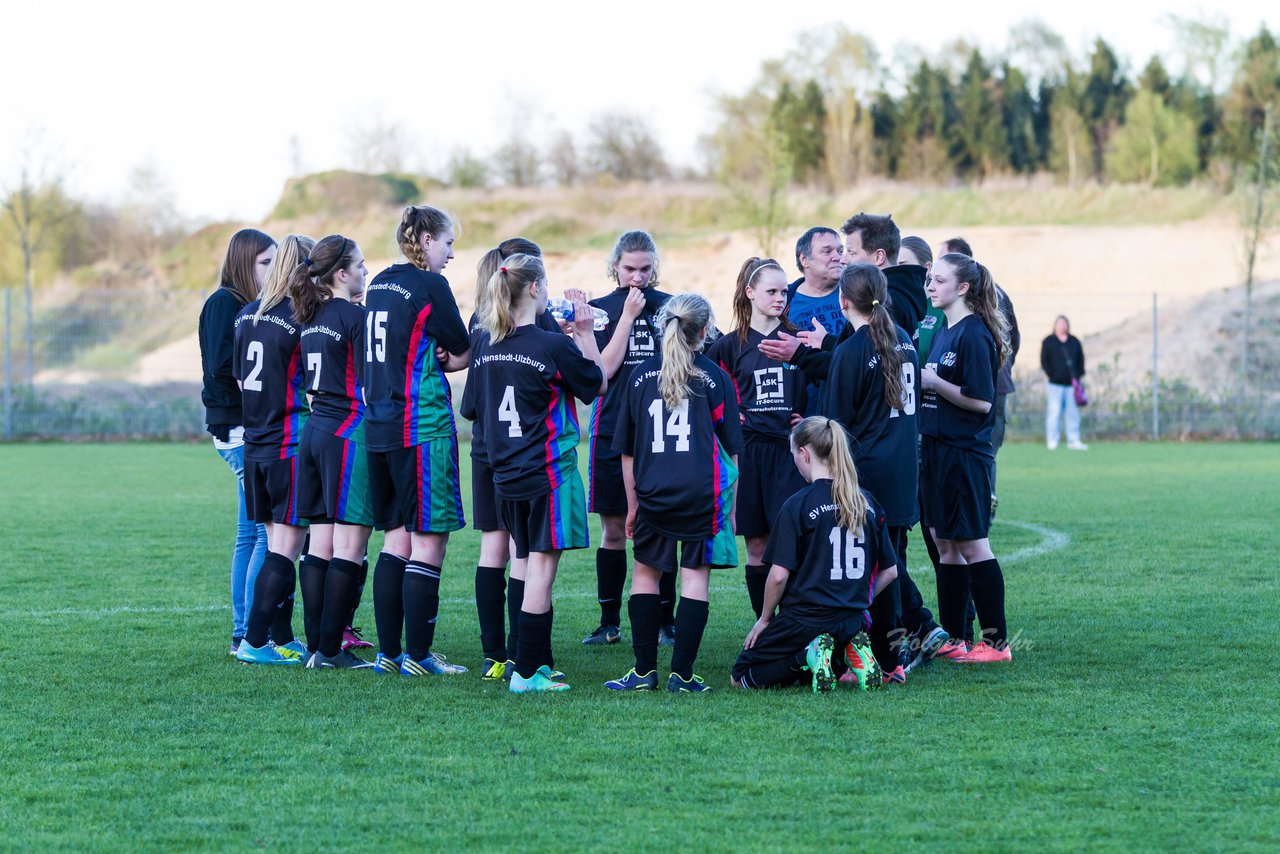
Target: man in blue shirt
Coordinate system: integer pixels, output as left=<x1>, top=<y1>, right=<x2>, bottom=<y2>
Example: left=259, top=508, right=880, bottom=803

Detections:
left=783, top=226, right=844, bottom=414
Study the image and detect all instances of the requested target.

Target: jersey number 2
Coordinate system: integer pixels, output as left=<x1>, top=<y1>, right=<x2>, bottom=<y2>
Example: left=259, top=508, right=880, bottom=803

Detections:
left=827, top=528, right=866, bottom=580
left=243, top=341, right=264, bottom=392
left=647, top=399, right=690, bottom=453
left=499, top=386, right=522, bottom=437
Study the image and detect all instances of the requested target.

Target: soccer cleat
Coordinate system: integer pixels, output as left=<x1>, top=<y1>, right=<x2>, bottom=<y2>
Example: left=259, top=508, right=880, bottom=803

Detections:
left=481, top=658, right=507, bottom=681
left=229, top=636, right=243, bottom=656
left=372, top=652, right=407, bottom=674
left=342, top=626, right=373, bottom=651
left=843, top=632, right=882, bottom=691
left=804, top=633, right=836, bottom=694
left=666, top=672, right=712, bottom=694
left=1067, top=441, right=1089, bottom=451
left=400, top=651, right=469, bottom=676
left=881, top=665, right=907, bottom=685
left=306, top=649, right=375, bottom=669
left=955, top=641, right=1013, bottom=663
left=582, top=624, right=621, bottom=645
left=509, top=665, right=571, bottom=693
left=235, top=641, right=302, bottom=665
left=904, top=626, right=951, bottom=673
left=501, top=659, right=517, bottom=681
left=658, top=624, right=676, bottom=646
left=278, top=640, right=309, bottom=659
left=604, top=668, right=658, bottom=691
left=933, top=639, right=970, bottom=661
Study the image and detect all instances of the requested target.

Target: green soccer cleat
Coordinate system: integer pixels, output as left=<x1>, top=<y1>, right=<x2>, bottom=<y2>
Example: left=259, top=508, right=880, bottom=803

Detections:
left=666, top=672, right=712, bottom=694
left=235, top=641, right=302, bottom=666
left=843, top=632, right=883, bottom=691
left=805, top=633, right=836, bottom=694
left=604, top=668, right=658, bottom=691
left=481, top=658, right=507, bottom=680
left=509, top=665, right=571, bottom=693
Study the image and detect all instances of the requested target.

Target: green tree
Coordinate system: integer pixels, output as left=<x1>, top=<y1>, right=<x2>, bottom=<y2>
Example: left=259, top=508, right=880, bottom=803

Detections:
left=1139, top=56, right=1174, bottom=104
left=950, top=49, right=1009, bottom=177
left=1082, top=38, right=1132, bottom=177
left=1049, top=71, right=1091, bottom=185
left=1001, top=63, right=1038, bottom=173
left=1105, top=90, right=1199, bottom=185
left=870, top=91, right=902, bottom=177
left=770, top=80, right=826, bottom=184
left=1221, top=26, right=1280, bottom=168
left=899, top=60, right=956, bottom=179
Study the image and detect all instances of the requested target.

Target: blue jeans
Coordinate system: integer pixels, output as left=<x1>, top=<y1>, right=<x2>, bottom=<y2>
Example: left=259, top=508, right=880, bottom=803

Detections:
left=1045, top=382, right=1082, bottom=448
left=216, top=443, right=269, bottom=637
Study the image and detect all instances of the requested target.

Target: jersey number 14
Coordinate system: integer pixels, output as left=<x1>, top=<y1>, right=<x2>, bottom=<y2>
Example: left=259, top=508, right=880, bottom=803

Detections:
left=647, top=399, right=690, bottom=453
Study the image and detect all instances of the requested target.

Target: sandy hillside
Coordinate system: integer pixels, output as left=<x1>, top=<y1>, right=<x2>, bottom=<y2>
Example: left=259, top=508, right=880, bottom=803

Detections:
left=130, top=220, right=1280, bottom=389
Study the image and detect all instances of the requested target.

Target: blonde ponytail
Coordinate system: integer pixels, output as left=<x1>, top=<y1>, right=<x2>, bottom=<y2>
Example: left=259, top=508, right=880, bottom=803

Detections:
left=655, top=293, right=714, bottom=410
left=254, top=234, right=314, bottom=324
left=791, top=416, right=868, bottom=535
left=482, top=253, right=544, bottom=344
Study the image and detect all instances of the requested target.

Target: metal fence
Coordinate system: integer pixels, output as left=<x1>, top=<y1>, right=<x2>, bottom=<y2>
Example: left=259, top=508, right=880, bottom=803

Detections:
left=3, top=286, right=1279, bottom=441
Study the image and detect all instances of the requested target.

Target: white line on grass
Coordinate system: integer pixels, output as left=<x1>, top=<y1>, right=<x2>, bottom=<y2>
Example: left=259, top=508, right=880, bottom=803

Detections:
left=7, top=520, right=1069, bottom=620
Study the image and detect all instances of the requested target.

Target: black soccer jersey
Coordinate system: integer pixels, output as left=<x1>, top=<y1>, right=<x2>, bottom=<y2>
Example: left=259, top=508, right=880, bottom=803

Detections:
left=611, top=353, right=743, bottom=540
left=300, top=298, right=365, bottom=442
left=234, top=298, right=309, bottom=462
left=919, top=314, right=998, bottom=456
left=587, top=287, right=672, bottom=442
left=825, top=325, right=920, bottom=526
left=362, top=264, right=471, bottom=452
left=764, top=480, right=898, bottom=621
left=460, top=325, right=604, bottom=501
left=706, top=328, right=808, bottom=441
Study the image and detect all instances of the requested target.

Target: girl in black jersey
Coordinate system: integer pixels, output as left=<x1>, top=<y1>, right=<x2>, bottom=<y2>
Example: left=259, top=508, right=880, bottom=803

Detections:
left=465, top=237, right=568, bottom=681
left=583, top=230, right=680, bottom=648
left=460, top=254, right=606, bottom=693
left=285, top=234, right=376, bottom=669
left=732, top=417, right=898, bottom=692
left=233, top=234, right=315, bottom=665
left=824, top=263, right=919, bottom=684
left=919, top=253, right=1013, bottom=664
left=199, top=228, right=274, bottom=655
left=363, top=205, right=472, bottom=678
left=606, top=294, right=743, bottom=694
left=706, top=257, right=807, bottom=619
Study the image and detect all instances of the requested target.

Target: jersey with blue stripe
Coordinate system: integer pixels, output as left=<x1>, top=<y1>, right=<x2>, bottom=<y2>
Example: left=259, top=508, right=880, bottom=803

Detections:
left=234, top=298, right=309, bottom=462
left=301, top=298, right=366, bottom=442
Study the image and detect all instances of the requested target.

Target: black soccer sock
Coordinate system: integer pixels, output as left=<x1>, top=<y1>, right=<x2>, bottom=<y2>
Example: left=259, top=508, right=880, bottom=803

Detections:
left=596, top=548, right=627, bottom=627
left=347, top=556, right=369, bottom=628
left=934, top=563, right=971, bottom=640
left=628, top=593, right=661, bottom=675
left=670, top=597, right=710, bottom=681
left=245, top=552, right=296, bottom=648
left=271, top=590, right=296, bottom=646
left=967, top=558, right=1008, bottom=647
left=869, top=577, right=903, bottom=671
left=372, top=551, right=408, bottom=658
left=475, top=565, right=508, bottom=662
left=515, top=609, right=552, bottom=680
left=319, top=558, right=361, bottom=657
left=403, top=562, right=442, bottom=662
left=744, top=564, right=768, bottom=618
left=963, top=597, right=978, bottom=644
left=506, top=577, right=525, bottom=661
left=299, top=554, right=329, bottom=653
left=737, top=652, right=808, bottom=689
left=922, top=524, right=941, bottom=571
left=658, top=571, right=677, bottom=625
left=543, top=605, right=555, bottom=670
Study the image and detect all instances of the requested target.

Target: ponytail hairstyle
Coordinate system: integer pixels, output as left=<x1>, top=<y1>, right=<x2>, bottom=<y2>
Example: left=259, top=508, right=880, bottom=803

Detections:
left=218, top=228, right=276, bottom=306
left=290, top=234, right=358, bottom=325
left=397, top=204, right=456, bottom=272
left=899, top=235, right=932, bottom=268
left=654, top=293, right=714, bottom=410
left=483, top=253, right=546, bottom=344
left=253, top=234, right=314, bottom=324
left=606, top=229, right=661, bottom=287
left=731, top=256, right=795, bottom=343
left=840, top=263, right=905, bottom=411
left=939, top=252, right=1011, bottom=368
left=475, top=238, right=543, bottom=329
left=791, top=416, right=868, bottom=535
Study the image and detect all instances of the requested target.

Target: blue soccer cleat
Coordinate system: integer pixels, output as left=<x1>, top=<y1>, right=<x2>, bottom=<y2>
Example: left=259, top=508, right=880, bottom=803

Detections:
left=400, top=651, right=468, bottom=676
left=235, top=641, right=302, bottom=666
left=604, top=668, right=658, bottom=691
left=509, top=665, right=570, bottom=693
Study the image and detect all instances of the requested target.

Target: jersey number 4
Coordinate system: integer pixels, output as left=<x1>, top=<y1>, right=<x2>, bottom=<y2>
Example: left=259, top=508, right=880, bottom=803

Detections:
left=888, top=363, right=917, bottom=419
left=647, top=398, right=690, bottom=453
left=827, top=527, right=867, bottom=580
left=499, top=385, right=522, bottom=437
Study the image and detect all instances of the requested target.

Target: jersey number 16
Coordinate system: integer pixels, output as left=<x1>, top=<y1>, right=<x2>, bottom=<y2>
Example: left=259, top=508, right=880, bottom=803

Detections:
left=828, top=527, right=866, bottom=580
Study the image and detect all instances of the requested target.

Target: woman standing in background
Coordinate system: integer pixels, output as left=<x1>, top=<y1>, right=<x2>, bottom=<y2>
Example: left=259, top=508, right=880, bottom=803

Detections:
left=1040, top=315, right=1087, bottom=451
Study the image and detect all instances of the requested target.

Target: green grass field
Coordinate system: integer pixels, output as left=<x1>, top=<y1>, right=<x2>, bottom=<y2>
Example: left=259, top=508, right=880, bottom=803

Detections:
left=1, top=442, right=1277, bottom=850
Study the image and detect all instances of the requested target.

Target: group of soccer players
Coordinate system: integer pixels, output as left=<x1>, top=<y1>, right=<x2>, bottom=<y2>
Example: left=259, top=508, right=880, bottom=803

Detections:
left=198, top=203, right=1014, bottom=695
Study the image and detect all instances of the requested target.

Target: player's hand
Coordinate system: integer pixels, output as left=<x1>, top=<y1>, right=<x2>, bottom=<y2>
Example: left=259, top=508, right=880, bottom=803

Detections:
left=564, top=287, right=589, bottom=304
left=758, top=332, right=800, bottom=362
left=740, top=411, right=746, bottom=424
left=920, top=365, right=939, bottom=390
left=571, top=297, right=595, bottom=335
left=796, top=318, right=826, bottom=350
left=789, top=412, right=802, bottom=427
left=436, top=345, right=449, bottom=364
left=620, top=286, right=645, bottom=322
left=625, top=507, right=636, bottom=540
left=744, top=617, right=769, bottom=650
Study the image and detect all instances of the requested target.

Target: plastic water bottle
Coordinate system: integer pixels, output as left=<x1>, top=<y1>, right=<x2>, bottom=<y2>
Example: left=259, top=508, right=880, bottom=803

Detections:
left=547, top=298, right=609, bottom=331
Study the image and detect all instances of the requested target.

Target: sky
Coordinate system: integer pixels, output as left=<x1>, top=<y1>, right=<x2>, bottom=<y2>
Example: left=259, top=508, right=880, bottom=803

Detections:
left=3, top=0, right=1275, bottom=222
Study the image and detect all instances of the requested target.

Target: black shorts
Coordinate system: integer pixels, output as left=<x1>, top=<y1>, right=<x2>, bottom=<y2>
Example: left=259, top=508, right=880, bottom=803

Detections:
left=245, top=456, right=303, bottom=526
left=367, top=438, right=465, bottom=534
left=588, top=438, right=627, bottom=516
left=497, top=471, right=589, bottom=559
left=297, top=427, right=374, bottom=527
left=631, top=515, right=738, bottom=575
left=731, top=610, right=866, bottom=682
left=920, top=437, right=994, bottom=541
left=471, top=455, right=503, bottom=533
left=736, top=437, right=806, bottom=538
